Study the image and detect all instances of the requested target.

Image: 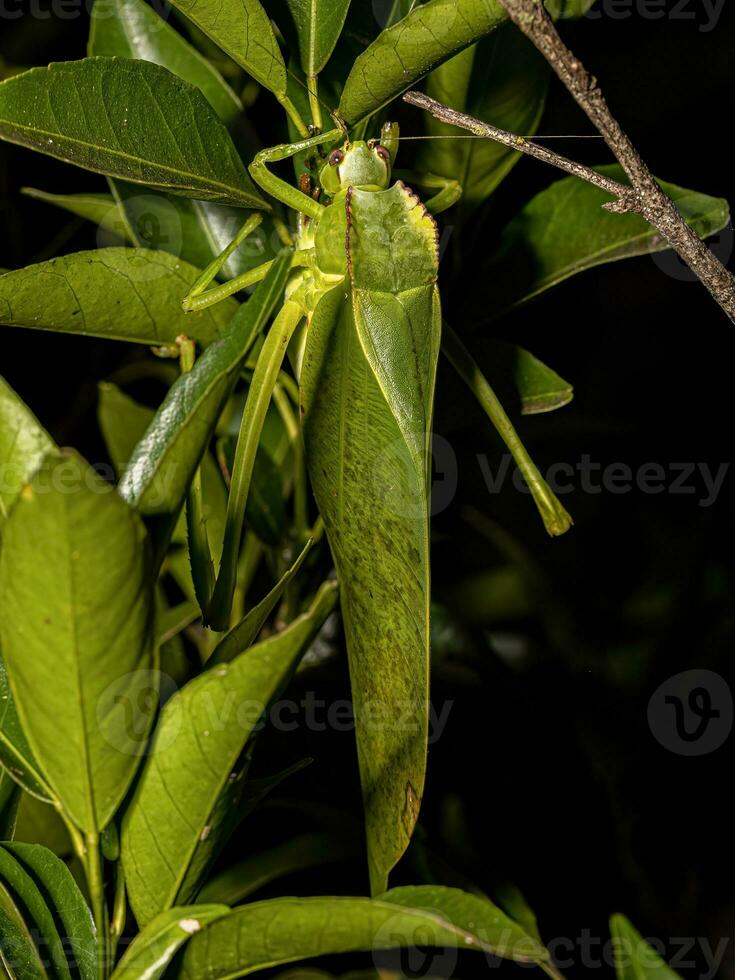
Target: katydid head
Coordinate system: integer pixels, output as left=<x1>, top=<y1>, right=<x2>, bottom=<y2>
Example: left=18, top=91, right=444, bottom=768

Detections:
left=318, top=123, right=399, bottom=196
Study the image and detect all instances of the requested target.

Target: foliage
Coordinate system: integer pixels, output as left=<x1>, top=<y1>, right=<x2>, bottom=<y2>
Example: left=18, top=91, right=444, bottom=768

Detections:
left=0, top=0, right=729, bottom=977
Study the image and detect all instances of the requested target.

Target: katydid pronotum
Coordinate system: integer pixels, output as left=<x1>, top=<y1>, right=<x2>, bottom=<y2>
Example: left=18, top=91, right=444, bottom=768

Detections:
left=177, top=120, right=569, bottom=892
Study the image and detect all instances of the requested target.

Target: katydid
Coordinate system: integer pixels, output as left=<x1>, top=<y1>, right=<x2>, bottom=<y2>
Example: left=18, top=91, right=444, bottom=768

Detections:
left=180, top=120, right=569, bottom=892
left=181, top=122, right=458, bottom=893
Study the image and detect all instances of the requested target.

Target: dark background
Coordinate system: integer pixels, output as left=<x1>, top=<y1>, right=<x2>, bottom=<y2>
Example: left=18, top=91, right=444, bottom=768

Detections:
left=2, top=2, right=734, bottom=978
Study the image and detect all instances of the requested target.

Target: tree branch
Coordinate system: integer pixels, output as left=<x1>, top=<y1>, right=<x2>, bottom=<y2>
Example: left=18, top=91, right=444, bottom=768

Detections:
left=403, top=91, right=639, bottom=213
left=405, top=0, right=735, bottom=324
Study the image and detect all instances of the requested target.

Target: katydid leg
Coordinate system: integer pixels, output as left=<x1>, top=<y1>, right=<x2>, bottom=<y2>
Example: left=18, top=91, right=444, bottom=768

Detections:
left=206, top=296, right=306, bottom=630
left=183, top=250, right=312, bottom=313
left=248, top=129, right=342, bottom=219
left=179, top=338, right=217, bottom=610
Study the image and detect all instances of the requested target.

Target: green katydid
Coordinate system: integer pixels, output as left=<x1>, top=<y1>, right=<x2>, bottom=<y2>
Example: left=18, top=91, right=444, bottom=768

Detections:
left=182, top=120, right=458, bottom=893
left=178, top=118, right=570, bottom=893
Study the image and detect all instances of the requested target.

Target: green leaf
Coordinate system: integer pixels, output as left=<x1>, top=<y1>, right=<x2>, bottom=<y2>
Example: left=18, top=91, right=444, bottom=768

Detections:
left=3, top=843, right=96, bottom=980
left=0, top=879, right=48, bottom=980
left=0, top=779, right=19, bottom=843
left=442, top=326, right=572, bottom=536
left=609, top=914, right=682, bottom=980
left=513, top=345, right=573, bottom=414
left=176, top=885, right=549, bottom=979
left=87, top=0, right=280, bottom=281
left=338, top=0, right=507, bottom=124
left=0, top=249, right=237, bottom=346
left=218, top=432, right=286, bottom=547
left=493, top=883, right=542, bottom=943
left=237, top=757, right=312, bottom=820
left=20, top=188, right=134, bottom=242
left=121, top=581, right=337, bottom=926
left=164, top=0, right=287, bottom=97
left=97, top=382, right=228, bottom=605
left=481, top=164, right=731, bottom=318
left=25, top=180, right=276, bottom=291
left=109, top=905, right=229, bottom=980
left=286, top=0, right=353, bottom=77
left=110, top=182, right=279, bottom=282
left=301, top=184, right=441, bottom=892
left=0, top=846, right=72, bottom=980
left=471, top=341, right=573, bottom=415
left=209, top=538, right=313, bottom=664
left=157, top=600, right=201, bottom=647
left=0, top=376, right=55, bottom=529
left=0, top=658, right=55, bottom=802
left=419, top=26, right=548, bottom=207
left=0, top=451, right=155, bottom=833
left=0, top=58, right=264, bottom=208
left=12, top=797, right=71, bottom=859
left=89, top=0, right=242, bottom=124
left=244, top=446, right=285, bottom=545
left=118, top=251, right=292, bottom=515
left=98, top=383, right=158, bottom=477
left=376, top=0, right=419, bottom=29
left=198, top=832, right=356, bottom=905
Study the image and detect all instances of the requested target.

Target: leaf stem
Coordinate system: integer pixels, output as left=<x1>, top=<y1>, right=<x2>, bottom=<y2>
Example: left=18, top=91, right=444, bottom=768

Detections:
left=403, top=90, right=637, bottom=208
left=539, top=958, right=569, bottom=980
left=108, top=864, right=126, bottom=967
left=84, top=832, right=109, bottom=980
left=442, top=325, right=572, bottom=536
left=307, top=75, right=323, bottom=132
left=56, top=803, right=86, bottom=862
left=278, top=93, right=311, bottom=138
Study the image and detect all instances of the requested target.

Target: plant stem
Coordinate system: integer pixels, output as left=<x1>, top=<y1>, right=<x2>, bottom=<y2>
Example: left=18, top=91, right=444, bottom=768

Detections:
left=442, top=325, right=572, bottom=536
left=84, top=832, right=109, bottom=980
left=403, top=91, right=636, bottom=207
left=307, top=75, right=323, bottom=132
left=108, top=865, right=126, bottom=967
left=408, top=0, right=735, bottom=324
left=278, top=93, right=311, bottom=138
left=539, top=959, right=569, bottom=980
left=59, top=813, right=110, bottom=977
left=56, top=804, right=86, bottom=862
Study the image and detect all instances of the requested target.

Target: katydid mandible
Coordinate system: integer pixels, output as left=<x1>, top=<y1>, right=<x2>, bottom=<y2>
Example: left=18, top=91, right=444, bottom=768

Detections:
left=183, top=122, right=460, bottom=894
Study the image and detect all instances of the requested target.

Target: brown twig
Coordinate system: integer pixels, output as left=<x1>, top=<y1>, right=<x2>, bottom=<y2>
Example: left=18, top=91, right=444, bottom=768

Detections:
left=403, top=91, right=638, bottom=213
left=404, top=0, right=735, bottom=324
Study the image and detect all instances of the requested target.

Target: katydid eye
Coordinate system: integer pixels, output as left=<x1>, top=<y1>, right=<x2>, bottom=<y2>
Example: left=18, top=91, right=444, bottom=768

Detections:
left=329, top=149, right=344, bottom=167
left=375, top=145, right=390, bottom=162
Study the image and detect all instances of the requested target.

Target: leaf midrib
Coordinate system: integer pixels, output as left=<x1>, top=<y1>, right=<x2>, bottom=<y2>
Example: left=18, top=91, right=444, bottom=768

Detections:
left=114, top=0, right=241, bottom=115
left=523, top=201, right=724, bottom=299
left=183, top=896, right=546, bottom=980
left=63, top=490, right=98, bottom=832
left=0, top=119, right=255, bottom=203
left=156, top=669, right=255, bottom=912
